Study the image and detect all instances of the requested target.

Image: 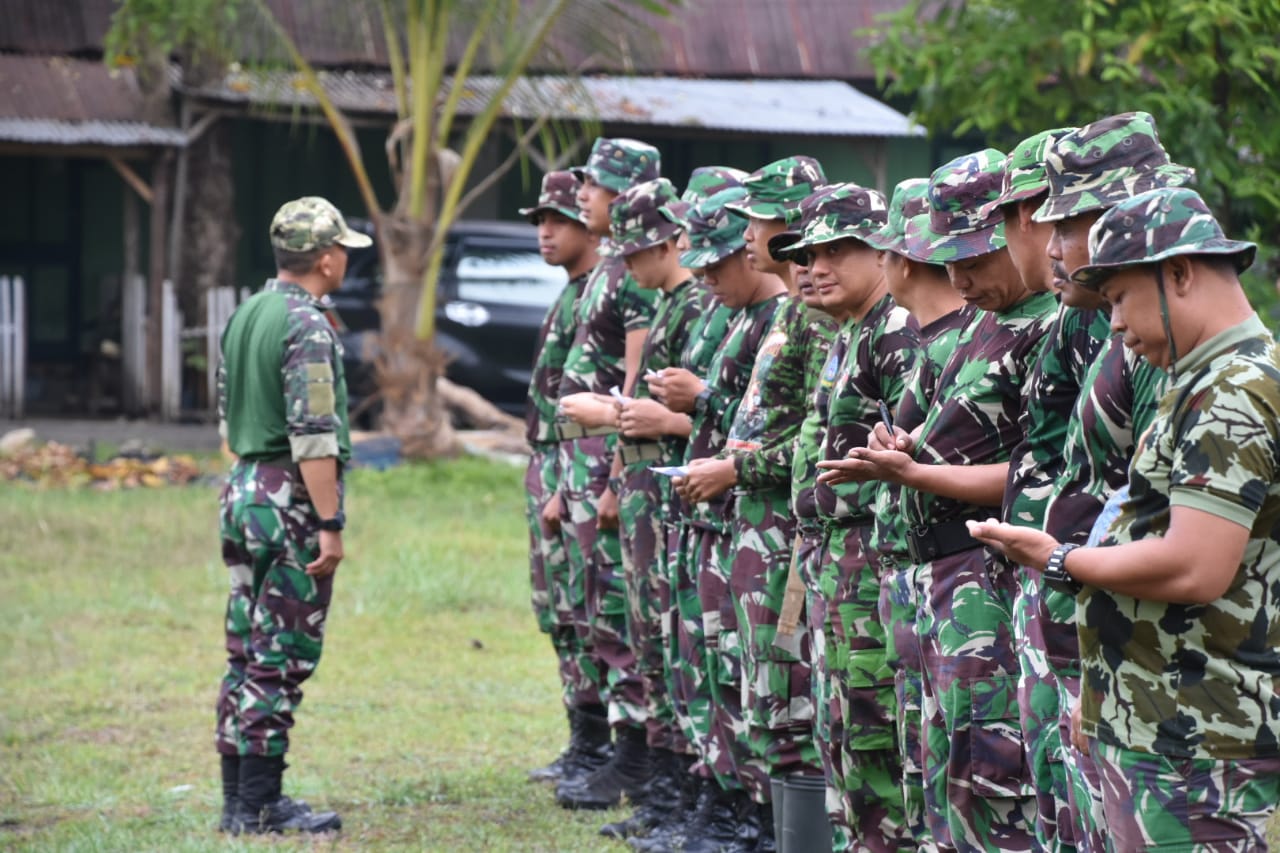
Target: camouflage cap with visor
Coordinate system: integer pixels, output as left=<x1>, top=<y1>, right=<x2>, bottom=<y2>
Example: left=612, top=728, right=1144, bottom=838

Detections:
left=989, top=127, right=1076, bottom=209
left=1070, top=187, right=1256, bottom=290
left=1033, top=111, right=1196, bottom=224
left=678, top=186, right=751, bottom=270
left=571, top=137, right=661, bottom=195
left=723, top=156, right=827, bottom=224
left=682, top=165, right=748, bottom=206
left=608, top=178, right=687, bottom=258
left=916, top=149, right=1008, bottom=263
left=518, top=170, right=585, bottom=224
left=270, top=196, right=372, bottom=251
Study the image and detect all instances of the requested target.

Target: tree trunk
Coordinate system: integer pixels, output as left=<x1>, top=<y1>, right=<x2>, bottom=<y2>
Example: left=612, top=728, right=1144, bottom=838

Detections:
left=179, top=120, right=239, bottom=326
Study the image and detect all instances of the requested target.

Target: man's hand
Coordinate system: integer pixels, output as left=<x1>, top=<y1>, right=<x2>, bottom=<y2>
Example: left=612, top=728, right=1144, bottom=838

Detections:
left=559, top=392, right=619, bottom=429
left=817, top=446, right=915, bottom=486
left=597, top=486, right=620, bottom=530
left=306, top=530, right=344, bottom=578
left=542, top=492, right=563, bottom=533
left=869, top=423, right=916, bottom=453
left=1070, top=699, right=1088, bottom=754
left=647, top=368, right=706, bottom=414
left=674, top=457, right=737, bottom=503
left=966, top=518, right=1059, bottom=570
left=619, top=398, right=676, bottom=439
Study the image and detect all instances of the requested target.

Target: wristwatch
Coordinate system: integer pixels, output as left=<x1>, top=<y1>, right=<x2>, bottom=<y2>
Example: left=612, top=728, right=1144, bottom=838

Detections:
left=318, top=511, right=346, bottom=532
left=694, top=387, right=713, bottom=415
left=1043, top=542, right=1081, bottom=593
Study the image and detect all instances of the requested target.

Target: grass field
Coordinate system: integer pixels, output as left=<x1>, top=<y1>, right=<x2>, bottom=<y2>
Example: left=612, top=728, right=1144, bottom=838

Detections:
left=0, top=457, right=628, bottom=851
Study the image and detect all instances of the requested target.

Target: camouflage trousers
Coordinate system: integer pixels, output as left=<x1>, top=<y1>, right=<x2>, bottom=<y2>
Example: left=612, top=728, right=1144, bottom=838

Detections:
left=525, top=445, right=595, bottom=709
left=918, top=544, right=1036, bottom=853
left=731, top=488, right=820, bottom=804
left=619, top=463, right=679, bottom=751
left=558, top=434, right=646, bottom=727
left=215, top=460, right=336, bottom=758
left=656, top=517, right=693, bottom=756
left=877, top=557, right=931, bottom=850
left=1091, top=741, right=1280, bottom=852
left=814, top=524, right=909, bottom=853
left=1058, top=672, right=1105, bottom=853
left=1013, top=572, right=1079, bottom=852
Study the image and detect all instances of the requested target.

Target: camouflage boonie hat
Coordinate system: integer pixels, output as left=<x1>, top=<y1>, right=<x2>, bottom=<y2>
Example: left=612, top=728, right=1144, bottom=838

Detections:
left=518, top=170, right=584, bottom=224
left=608, top=178, right=686, bottom=258
left=990, top=127, right=1076, bottom=208
left=1033, top=111, right=1196, bottom=223
left=682, top=166, right=748, bottom=206
left=864, top=178, right=931, bottom=256
left=678, top=186, right=750, bottom=270
left=790, top=183, right=888, bottom=250
left=723, top=156, right=827, bottom=224
left=918, top=149, right=1008, bottom=263
left=571, top=137, right=661, bottom=194
left=270, top=196, right=372, bottom=251
left=1071, top=187, right=1256, bottom=290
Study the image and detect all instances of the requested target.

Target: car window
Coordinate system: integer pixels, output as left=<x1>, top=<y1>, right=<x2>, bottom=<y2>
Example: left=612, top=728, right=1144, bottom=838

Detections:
left=455, top=246, right=567, bottom=308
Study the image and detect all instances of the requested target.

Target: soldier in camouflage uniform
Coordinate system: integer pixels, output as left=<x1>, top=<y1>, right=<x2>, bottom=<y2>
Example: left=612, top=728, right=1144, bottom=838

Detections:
left=214, top=196, right=365, bottom=835
left=725, top=155, right=827, bottom=291
left=636, top=187, right=789, bottom=852
left=517, top=172, right=606, bottom=785
left=597, top=177, right=702, bottom=838
left=1003, top=113, right=1192, bottom=852
left=971, top=186, right=1280, bottom=851
left=553, top=138, right=662, bottom=810
left=788, top=183, right=919, bottom=853
left=822, top=151, right=1057, bottom=851
left=859, top=178, right=972, bottom=851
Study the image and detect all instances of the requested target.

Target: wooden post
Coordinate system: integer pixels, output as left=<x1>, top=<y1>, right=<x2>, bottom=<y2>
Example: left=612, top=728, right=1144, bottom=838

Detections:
left=147, top=152, right=173, bottom=414
left=161, top=279, right=182, bottom=420
left=122, top=188, right=142, bottom=414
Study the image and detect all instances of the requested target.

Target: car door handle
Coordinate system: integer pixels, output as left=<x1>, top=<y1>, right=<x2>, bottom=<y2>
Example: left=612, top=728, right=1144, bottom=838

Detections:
left=444, top=301, right=491, bottom=328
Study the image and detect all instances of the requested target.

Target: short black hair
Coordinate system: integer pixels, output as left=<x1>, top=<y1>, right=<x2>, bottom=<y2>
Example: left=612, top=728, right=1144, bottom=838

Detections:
left=273, top=245, right=328, bottom=275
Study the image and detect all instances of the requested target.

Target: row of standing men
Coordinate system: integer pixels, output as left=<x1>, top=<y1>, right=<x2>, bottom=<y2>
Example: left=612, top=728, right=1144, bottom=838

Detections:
left=519, top=110, right=1280, bottom=852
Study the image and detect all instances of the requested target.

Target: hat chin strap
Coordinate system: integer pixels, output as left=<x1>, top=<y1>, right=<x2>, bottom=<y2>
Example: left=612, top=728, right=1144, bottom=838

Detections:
left=1155, top=263, right=1178, bottom=380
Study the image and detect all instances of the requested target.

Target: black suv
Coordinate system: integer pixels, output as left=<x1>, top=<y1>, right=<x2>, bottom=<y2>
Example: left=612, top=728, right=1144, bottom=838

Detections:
left=330, top=219, right=567, bottom=424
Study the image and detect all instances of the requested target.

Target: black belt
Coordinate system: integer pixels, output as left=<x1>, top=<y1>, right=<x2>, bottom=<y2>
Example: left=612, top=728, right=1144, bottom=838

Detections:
left=906, top=515, right=985, bottom=564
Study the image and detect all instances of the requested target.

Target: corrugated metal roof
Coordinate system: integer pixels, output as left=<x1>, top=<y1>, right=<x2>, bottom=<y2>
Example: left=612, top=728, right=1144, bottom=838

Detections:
left=0, top=54, right=183, bottom=147
left=185, top=71, right=921, bottom=138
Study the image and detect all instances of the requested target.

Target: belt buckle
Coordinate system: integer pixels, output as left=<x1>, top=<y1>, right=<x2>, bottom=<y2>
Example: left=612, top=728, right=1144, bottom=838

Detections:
left=907, top=524, right=931, bottom=564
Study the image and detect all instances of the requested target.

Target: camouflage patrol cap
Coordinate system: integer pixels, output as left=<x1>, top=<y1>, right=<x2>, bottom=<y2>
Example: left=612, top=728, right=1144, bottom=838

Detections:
left=270, top=196, right=372, bottom=252
left=678, top=186, right=750, bottom=270
left=918, top=149, right=1008, bottom=263
left=990, top=127, right=1076, bottom=208
left=723, top=156, right=828, bottom=224
left=608, top=178, right=687, bottom=258
left=682, top=166, right=748, bottom=206
left=1070, top=187, right=1256, bottom=290
left=571, top=137, right=661, bottom=194
left=864, top=178, right=931, bottom=256
left=1033, top=112, right=1196, bottom=223
left=518, top=170, right=585, bottom=224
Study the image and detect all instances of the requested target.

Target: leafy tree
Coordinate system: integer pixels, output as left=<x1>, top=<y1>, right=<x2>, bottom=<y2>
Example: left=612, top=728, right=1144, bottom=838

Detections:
left=863, top=0, right=1280, bottom=322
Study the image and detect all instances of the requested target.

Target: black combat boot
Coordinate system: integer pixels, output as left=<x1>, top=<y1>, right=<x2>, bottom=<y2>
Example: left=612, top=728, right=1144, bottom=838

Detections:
left=218, top=755, right=239, bottom=832
left=749, top=800, right=776, bottom=853
left=559, top=703, right=614, bottom=788
left=528, top=706, right=575, bottom=783
left=229, top=754, right=342, bottom=835
left=599, top=747, right=685, bottom=839
left=663, top=785, right=745, bottom=853
left=727, top=795, right=764, bottom=852
left=630, top=771, right=711, bottom=852
left=557, top=724, right=650, bottom=810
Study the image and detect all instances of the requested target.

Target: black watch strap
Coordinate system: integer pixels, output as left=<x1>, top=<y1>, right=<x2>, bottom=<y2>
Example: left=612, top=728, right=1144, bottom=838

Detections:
left=318, top=510, right=345, bottom=532
left=1044, top=542, right=1081, bottom=593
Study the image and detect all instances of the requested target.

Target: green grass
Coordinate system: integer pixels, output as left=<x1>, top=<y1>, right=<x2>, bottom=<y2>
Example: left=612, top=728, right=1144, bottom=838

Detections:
left=0, top=457, right=628, bottom=851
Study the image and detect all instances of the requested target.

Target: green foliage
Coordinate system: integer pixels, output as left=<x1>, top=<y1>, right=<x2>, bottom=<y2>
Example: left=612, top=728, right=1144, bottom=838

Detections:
left=105, top=0, right=244, bottom=84
left=863, top=0, right=1280, bottom=326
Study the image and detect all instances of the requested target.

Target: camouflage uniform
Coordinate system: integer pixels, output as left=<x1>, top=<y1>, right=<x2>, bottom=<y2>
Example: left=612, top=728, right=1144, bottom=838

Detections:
left=520, top=172, right=595, bottom=711
left=1026, top=114, right=1195, bottom=852
left=908, top=152, right=1057, bottom=852
left=608, top=178, right=701, bottom=754
left=557, top=139, right=660, bottom=729
left=1069, top=188, right=1277, bottom=850
left=215, top=196, right=368, bottom=760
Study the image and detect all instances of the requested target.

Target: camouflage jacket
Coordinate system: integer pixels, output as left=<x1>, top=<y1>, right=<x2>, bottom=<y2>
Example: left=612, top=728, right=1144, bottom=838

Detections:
left=903, top=291, right=1057, bottom=528
left=792, top=334, right=842, bottom=535
left=815, top=293, right=918, bottom=526
left=683, top=293, right=786, bottom=531
left=720, top=297, right=837, bottom=492
left=1044, top=331, right=1165, bottom=544
left=1080, top=315, right=1280, bottom=759
left=1003, top=304, right=1110, bottom=528
left=558, top=254, right=658, bottom=398
left=866, top=306, right=975, bottom=564
left=525, top=272, right=588, bottom=445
